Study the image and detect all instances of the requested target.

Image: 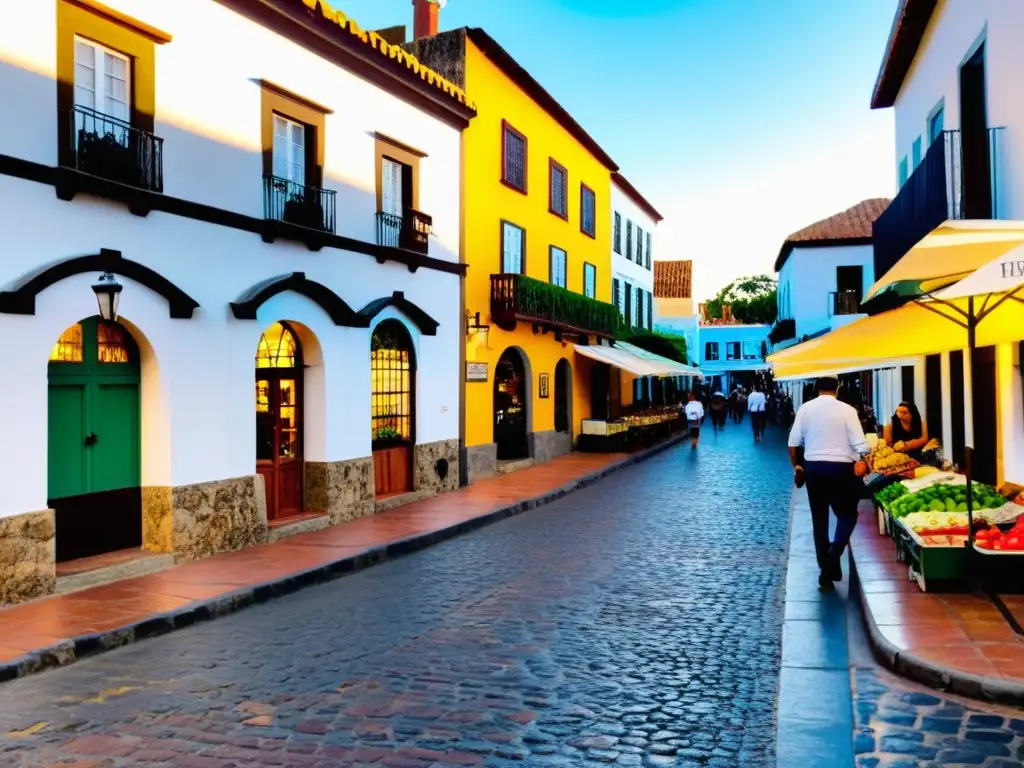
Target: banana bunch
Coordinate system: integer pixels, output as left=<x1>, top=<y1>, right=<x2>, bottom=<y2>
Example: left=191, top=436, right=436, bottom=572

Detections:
left=924, top=438, right=941, bottom=452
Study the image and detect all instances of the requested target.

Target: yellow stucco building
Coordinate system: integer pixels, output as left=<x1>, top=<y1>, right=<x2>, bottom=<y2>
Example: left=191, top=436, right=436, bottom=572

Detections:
left=409, top=26, right=620, bottom=481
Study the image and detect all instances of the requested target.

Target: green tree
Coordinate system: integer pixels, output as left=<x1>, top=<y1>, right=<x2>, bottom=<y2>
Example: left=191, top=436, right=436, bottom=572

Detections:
left=705, top=274, right=777, bottom=325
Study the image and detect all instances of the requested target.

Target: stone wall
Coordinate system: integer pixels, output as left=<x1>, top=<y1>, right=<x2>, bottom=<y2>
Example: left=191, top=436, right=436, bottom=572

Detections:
left=530, top=430, right=574, bottom=464
left=172, top=474, right=268, bottom=562
left=305, top=458, right=374, bottom=524
left=0, top=509, right=55, bottom=604
left=414, top=438, right=460, bottom=495
left=141, top=486, right=172, bottom=553
left=464, top=442, right=498, bottom=484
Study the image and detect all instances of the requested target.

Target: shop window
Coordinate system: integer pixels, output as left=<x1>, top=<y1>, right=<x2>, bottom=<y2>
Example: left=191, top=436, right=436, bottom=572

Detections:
left=371, top=320, right=415, bottom=445
left=50, top=323, right=84, bottom=363
left=256, top=323, right=298, bottom=369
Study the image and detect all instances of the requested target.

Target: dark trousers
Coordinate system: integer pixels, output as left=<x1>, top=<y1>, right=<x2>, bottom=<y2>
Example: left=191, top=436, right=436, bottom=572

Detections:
left=750, top=411, right=765, bottom=437
left=804, top=461, right=860, bottom=571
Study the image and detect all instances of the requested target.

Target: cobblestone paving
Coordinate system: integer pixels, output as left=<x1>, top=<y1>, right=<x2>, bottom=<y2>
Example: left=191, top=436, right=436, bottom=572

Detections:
left=854, top=650, right=1024, bottom=767
left=0, top=427, right=793, bottom=767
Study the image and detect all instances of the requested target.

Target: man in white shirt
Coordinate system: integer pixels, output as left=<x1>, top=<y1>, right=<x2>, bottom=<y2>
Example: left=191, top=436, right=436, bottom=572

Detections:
left=684, top=392, right=705, bottom=449
left=747, top=385, right=767, bottom=443
left=788, top=376, right=869, bottom=592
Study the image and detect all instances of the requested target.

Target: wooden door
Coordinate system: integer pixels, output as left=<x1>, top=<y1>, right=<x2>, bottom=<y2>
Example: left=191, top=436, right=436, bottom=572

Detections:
left=256, top=375, right=303, bottom=521
left=373, top=446, right=412, bottom=496
left=48, top=318, right=141, bottom=561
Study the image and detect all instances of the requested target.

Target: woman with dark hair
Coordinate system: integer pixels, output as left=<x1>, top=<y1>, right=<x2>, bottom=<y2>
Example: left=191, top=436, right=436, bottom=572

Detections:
left=884, top=401, right=929, bottom=458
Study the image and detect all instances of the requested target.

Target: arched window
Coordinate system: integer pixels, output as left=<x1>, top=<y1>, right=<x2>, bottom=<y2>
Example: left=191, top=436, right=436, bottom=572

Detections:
left=49, top=320, right=132, bottom=364
left=50, top=323, right=84, bottom=363
left=256, top=322, right=298, bottom=369
left=371, top=320, right=414, bottom=445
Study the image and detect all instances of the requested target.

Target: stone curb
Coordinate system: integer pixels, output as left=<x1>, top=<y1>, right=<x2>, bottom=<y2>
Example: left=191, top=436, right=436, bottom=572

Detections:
left=849, top=546, right=1024, bottom=707
left=0, top=433, right=687, bottom=685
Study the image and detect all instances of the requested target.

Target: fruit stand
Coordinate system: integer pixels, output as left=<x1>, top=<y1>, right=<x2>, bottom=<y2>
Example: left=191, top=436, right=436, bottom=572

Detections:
left=578, top=407, right=684, bottom=452
left=868, top=441, right=1024, bottom=591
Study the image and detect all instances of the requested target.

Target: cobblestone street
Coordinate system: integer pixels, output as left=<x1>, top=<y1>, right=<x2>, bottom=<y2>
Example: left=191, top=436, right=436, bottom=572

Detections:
left=0, top=428, right=793, bottom=767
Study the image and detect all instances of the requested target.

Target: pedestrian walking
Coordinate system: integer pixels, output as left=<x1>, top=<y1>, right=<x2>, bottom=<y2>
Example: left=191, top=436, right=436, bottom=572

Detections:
left=684, top=392, right=704, bottom=449
left=747, top=384, right=767, bottom=443
left=788, top=376, right=870, bottom=592
left=709, top=392, right=727, bottom=430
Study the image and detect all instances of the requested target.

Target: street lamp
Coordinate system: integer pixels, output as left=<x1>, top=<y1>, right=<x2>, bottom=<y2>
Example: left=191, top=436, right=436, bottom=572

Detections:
left=92, top=272, right=122, bottom=323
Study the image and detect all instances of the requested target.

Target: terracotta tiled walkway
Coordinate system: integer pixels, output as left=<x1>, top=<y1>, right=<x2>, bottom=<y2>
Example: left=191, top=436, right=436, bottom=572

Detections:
left=0, top=450, right=635, bottom=668
left=850, top=512, right=1024, bottom=687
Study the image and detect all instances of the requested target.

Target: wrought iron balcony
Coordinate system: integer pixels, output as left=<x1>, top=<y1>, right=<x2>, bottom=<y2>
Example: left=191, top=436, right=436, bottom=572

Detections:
left=830, top=290, right=861, bottom=316
left=490, top=273, right=620, bottom=339
left=873, top=127, right=1005, bottom=280
left=65, top=105, right=163, bottom=192
left=262, top=175, right=336, bottom=234
left=375, top=209, right=433, bottom=254
left=767, top=318, right=796, bottom=345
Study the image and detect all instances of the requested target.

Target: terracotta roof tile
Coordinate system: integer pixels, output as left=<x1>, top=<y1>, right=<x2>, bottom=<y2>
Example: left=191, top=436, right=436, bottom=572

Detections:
left=654, top=260, right=692, bottom=299
left=774, top=198, right=891, bottom=271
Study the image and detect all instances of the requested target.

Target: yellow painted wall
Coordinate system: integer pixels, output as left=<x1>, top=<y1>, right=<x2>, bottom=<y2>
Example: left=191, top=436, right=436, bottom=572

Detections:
left=462, top=37, right=613, bottom=448
left=656, top=297, right=694, bottom=318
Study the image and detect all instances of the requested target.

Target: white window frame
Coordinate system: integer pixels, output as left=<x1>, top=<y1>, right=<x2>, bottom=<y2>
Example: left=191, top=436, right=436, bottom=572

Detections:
left=549, top=245, right=567, bottom=288
left=73, top=35, right=131, bottom=128
left=381, top=157, right=404, bottom=218
left=502, top=222, right=524, bottom=274
left=272, top=113, right=306, bottom=186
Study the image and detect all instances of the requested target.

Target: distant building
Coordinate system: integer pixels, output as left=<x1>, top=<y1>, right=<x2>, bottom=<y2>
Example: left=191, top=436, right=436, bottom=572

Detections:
left=653, top=260, right=697, bottom=358
left=698, top=320, right=770, bottom=394
left=772, top=199, right=889, bottom=351
left=611, top=173, right=661, bottom=331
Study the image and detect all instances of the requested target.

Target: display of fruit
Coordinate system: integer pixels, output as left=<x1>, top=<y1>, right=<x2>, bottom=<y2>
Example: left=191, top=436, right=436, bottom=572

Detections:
left=869, top=443, right=915, bottom=473
left=923, top=438, right=942, bottom=452
left=888, top=482, right=1005, bottom=519
left=914, top=466, right=939, bottom=478
left=901, top=512, right=970, bottom=536
left=875, top=483, right=909, bottom=507
left=975, top=516, right=1024, bottom=551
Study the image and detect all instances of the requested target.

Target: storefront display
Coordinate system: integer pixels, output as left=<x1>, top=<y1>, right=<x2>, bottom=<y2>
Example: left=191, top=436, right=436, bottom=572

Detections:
left=578, top=406, right=683, bottom=452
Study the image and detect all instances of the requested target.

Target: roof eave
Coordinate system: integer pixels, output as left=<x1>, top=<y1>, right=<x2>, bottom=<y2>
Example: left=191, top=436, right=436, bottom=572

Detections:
left=612, top=172, right=663, bottom=222
left=774, top=236, right=875, bottom=273
left=465, top=27, right=618, bottom=171
left=870, top=0, right=938, bottom=110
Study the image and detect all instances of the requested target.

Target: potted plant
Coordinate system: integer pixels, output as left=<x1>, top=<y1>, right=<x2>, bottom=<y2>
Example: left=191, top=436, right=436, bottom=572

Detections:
left=76, top=129, right=140, bottom=187
left=282, top=189, right=324, bottom=230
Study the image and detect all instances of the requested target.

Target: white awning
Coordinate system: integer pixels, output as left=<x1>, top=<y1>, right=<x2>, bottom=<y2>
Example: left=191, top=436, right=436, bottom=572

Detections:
left=574, top=342, right=703, bottom=378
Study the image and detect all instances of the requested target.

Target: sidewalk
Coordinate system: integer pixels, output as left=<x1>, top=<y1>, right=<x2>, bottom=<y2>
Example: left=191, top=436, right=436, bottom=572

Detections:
left=849, top=505, right=1024, bottom=706
left=0, top=437, right=684, bottom=682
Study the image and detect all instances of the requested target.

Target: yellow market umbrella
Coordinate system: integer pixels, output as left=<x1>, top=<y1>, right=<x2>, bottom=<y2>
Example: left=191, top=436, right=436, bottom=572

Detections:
left=863, top=220, right=1024, bottom=311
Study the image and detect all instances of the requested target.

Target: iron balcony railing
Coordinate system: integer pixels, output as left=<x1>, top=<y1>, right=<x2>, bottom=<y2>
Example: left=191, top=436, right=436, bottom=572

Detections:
left=768, top=318, right=796, bottom=345
left=66, top=105, right=163, bottom=192
left=490, top=273, right=620, bottom=338
left=262, top=175, right=336, bottom=233
left=873, top=127, right=1005, bottom=279
left=830, top=289, right=861, bottom=316
left=375, top=209, right=433, bottom=254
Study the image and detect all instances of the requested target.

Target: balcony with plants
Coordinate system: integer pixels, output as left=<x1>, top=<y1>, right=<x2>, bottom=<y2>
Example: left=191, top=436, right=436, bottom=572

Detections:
left=767, top=318, right=796, bottom=345
left=490, top=273, right=620, bottom=339
left=873, top=127, right=1006, bottom=279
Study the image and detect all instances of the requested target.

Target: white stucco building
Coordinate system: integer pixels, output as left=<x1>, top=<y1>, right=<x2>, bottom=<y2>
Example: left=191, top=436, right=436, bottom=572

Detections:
left=862, top=0, right=1024, bottom=487
left=611, top=172, right=660, bottom=330
left=0, top=0, right=476, bottom=602
left=772, top=199, right=889, bottom=351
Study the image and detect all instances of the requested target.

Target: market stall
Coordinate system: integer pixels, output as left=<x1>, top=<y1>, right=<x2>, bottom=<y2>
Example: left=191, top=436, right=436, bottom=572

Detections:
left=866, top=438, right=1024, bottom=592
left=574, top=341, right=701, bottom=452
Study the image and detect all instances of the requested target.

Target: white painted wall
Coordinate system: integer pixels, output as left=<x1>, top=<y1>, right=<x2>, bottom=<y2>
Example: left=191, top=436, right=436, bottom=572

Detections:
left=611, top=181, right=655, bottom=324
left=891, top=0, right=1024, bottom=216
left=777, top=244, right=875, bottom=341
left=0, top=0, right=463, bottom=519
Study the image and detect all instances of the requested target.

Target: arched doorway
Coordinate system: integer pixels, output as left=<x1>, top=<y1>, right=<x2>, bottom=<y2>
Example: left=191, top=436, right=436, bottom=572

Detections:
left=256, top=322, right=303, bottom=520
left=554, top=358, right=571, bottom=434
left=48, top=317, right=141, bottom=562
left=494, top=348, right=529, bottom=460
left=371, top=319, right=415, bottom=497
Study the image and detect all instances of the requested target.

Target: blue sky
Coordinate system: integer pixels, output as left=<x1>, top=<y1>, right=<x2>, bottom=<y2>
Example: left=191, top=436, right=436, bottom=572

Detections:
left=341, top=0, right=898, bottom=300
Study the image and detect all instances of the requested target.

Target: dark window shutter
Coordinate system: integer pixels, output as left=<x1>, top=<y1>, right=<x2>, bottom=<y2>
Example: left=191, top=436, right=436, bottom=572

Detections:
left=647, top=291, right=653, bottom=329
left=624, top=285, right=632, bottom=327
left=613, top=278, right=620, bottom=314
left=646, top=233, right=652, bottom=269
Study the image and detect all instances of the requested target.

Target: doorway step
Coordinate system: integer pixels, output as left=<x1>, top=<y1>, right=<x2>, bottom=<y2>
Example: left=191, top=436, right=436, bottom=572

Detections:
left=374, top=488, right=432, bottom=514
left=56, top=548, right=174, bottom=595
left=497, top=457, right=535, bottom=475
left=267, top=511, right=330, bottom=542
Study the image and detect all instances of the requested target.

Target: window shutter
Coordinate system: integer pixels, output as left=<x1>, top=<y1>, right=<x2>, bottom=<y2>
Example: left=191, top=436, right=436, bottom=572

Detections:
left=646, top=233, right=652, bottom=269
left=637, top=227, right=643, bottom=263
left=613, top=278, right=620, bottom=314
left=624, top=284, right=632, bottom=327
left=647, top=291, right=653, bottom=329
left=626, top=222, right=632, bottom=260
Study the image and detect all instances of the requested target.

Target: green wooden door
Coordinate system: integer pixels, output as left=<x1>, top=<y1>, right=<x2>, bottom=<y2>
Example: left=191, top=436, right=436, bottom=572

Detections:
left=47, top=383, right=87, bottom=500
left=47, top=317, right=141, bottom=500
